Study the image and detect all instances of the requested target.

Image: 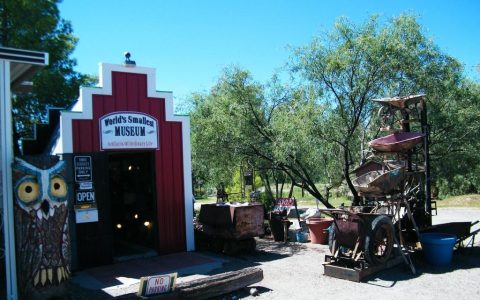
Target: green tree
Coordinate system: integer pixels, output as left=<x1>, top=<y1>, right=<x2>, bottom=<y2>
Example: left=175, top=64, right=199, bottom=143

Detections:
left=190, top=67, right=336, bottom=208
left=293, top=14, right=476, bottom=202
left=190, top=68, right=263, bottom=191
left=431, top=79, right=480, bottom=196
left=0, top=0, right=93, bottom=153
left=190, top=13, right=480, bottom=205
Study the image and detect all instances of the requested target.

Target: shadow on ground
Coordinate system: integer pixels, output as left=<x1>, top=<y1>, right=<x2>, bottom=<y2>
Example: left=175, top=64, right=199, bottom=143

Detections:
left=364, top=246, right=480, bottom=288
left=63, top=237, right=302, bottom=299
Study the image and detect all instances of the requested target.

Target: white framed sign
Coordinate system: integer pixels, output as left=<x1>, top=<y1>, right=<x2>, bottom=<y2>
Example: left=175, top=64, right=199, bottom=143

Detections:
left=75, top=208, right=99, bottom=223
left=74, top=155, right=92, bottom=182
left=138, top=272, right=177, bottom=297
left=100, top=112, right=159, bottom=150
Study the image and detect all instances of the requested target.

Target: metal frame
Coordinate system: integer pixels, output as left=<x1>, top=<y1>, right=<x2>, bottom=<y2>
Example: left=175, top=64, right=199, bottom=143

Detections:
left=0, top=46, right=48, bottom=300
left=322, top=95, right=431, bottom=280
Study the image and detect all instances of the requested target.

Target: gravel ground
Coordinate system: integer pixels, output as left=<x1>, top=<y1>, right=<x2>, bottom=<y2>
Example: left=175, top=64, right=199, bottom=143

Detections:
left=202, top=207, right=480, bottom=300
left=6, top=207, right=477, bottom=299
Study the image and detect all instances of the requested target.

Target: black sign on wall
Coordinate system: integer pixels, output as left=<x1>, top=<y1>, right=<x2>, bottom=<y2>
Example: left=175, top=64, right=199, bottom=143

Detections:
left=73, top=155, right=96, bottom=207
left=74, top=156, right=92, bottom=182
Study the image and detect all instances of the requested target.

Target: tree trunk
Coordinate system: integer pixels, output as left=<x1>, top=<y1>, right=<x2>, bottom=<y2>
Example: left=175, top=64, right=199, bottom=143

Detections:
left=261, top=173, right=274, bottom=202
left=279, top=179, right=285, bottom=198
left=288, top=180, right=294, bottom=198
left=275, top=179, right=279, bottom=199
left=325, top=185, right=331, bottom=203
left=343, top=145, right=360, bottom=205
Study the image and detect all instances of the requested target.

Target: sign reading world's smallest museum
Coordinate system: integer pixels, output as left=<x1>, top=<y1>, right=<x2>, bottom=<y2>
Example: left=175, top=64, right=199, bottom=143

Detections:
left=100, top=112, right=159, bottom=150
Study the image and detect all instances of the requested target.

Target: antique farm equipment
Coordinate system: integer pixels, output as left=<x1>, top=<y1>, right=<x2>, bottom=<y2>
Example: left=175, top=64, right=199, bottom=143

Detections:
left=195, top=203, right=264, bottom=254
left=323, top=94, right=478, bottom=281
left=323, top=209, right=403, bottom=281
left=368, top=132, right=424, bottom=152
left=371, top=94, right=424, bottom=109
left=352, top=166, right=405, bottom=195
left=322, top=94, right=432, bottom=281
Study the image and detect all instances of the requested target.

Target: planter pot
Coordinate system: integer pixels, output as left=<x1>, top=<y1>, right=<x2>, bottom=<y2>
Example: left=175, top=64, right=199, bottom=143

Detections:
left=306, top=217, right=333, bottom=244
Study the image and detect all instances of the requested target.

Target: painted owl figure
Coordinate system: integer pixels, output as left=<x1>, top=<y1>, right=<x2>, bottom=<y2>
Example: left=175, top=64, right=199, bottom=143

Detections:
left=13, top=156, right=70, bottom=298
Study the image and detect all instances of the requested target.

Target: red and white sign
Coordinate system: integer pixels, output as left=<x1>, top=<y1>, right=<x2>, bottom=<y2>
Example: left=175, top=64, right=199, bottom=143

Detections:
left=100, top=112, right=158, bottom=150
left=138, top=272, right=177, bottom=297
left=273, top=198, right=296, bottom=213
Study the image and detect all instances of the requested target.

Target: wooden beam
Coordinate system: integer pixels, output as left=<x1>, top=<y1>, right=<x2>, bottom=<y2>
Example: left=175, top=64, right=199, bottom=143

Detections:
left=147, top=267, right=263, bottom=300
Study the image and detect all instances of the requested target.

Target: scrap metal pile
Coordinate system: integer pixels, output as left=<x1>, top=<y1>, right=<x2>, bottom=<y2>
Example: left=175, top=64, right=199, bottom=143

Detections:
left=322, top=94, right=432, bottom=279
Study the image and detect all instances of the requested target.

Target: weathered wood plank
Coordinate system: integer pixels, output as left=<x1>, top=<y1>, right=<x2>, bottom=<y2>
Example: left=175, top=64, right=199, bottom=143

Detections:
left=147, top=267, right=263, bottom=300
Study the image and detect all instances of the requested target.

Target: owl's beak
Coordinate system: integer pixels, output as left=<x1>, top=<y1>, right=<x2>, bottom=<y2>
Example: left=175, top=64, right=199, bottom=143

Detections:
left=41, top=200, right=50, bottom=217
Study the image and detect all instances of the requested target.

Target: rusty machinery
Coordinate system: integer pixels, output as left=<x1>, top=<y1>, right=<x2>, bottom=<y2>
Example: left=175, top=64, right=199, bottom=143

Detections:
left=322, top=94, right=433, bottom=280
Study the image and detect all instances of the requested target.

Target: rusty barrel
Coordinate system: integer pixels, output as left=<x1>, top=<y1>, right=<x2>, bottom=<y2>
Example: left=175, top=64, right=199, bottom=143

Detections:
left=331, top=212, right=377, bottom=249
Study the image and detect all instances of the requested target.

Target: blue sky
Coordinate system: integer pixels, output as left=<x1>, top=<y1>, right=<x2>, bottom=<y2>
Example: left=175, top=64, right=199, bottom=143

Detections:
left=59, top=0, right=479, bottom=102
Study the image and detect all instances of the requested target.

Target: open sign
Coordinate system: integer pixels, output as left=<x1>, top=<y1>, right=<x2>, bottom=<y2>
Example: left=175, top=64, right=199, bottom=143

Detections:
left=76, top=190, right=95, bottom=203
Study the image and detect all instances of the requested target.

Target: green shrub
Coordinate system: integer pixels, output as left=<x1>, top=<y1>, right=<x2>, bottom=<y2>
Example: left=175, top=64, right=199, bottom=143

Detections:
left=437, top=175, right=478, bottom=198
left=259, top=191, right=274, bottom=209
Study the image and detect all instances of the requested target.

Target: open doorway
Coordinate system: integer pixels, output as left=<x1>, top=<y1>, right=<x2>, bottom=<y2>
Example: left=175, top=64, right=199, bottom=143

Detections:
left=108, top=152, right=157, bottom=261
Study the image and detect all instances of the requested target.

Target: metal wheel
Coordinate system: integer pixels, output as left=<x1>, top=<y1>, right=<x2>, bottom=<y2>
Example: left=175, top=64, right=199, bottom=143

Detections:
left=364, top=215, right=394, bottom=265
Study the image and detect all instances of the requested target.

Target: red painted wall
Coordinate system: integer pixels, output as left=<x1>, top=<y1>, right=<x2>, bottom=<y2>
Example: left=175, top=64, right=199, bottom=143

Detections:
left=72, top=71, right=186, bottom=254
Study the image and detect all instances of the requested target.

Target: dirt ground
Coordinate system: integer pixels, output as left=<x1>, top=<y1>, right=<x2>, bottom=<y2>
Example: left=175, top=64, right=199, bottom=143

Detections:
left=194, top=207, right=480, bottom=300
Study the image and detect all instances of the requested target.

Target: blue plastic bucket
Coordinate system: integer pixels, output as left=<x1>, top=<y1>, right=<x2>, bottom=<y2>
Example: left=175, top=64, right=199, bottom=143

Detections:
left=296, top=231, right=308, bottom=243
left=420, top=233, right=457, bottom=266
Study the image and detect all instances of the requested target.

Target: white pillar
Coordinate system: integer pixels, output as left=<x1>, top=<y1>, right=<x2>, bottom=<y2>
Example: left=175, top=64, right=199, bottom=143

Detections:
left=0, top=59, right=18, bottom=300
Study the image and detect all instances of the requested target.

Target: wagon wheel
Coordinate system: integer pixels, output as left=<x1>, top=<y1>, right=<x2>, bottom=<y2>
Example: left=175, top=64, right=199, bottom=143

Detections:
left=364, top=215, right=395, bottom=265
left=377, top=105, right=403, bottom=131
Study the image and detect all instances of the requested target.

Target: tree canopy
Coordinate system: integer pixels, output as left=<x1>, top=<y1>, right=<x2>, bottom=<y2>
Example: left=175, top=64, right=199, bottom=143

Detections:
left=189, top=14, right=480, bottom=203
left=0, top=0, right=94, bottom=152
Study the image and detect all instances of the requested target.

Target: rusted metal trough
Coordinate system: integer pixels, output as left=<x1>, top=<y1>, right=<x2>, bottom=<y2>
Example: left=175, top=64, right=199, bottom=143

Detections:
left=369, top=132, right=424, bottom=152
left=195, top=203, right=264, bottom=255
left=352, top=166, right=405, bottom=195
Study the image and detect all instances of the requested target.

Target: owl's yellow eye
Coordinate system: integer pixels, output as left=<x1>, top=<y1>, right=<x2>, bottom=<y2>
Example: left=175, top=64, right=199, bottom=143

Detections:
left=17, top=180, right=40, bottom=203
left=50, top=177, right=67, bottom=198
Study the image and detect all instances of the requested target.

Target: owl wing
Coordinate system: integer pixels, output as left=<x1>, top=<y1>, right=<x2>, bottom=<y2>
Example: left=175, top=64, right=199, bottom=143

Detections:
left=15, top=205, right=43, bottom=288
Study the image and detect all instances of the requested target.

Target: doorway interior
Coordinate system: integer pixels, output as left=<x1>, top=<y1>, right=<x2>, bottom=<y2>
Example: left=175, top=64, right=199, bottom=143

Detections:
left=108, top=151, right=157, bottom=261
